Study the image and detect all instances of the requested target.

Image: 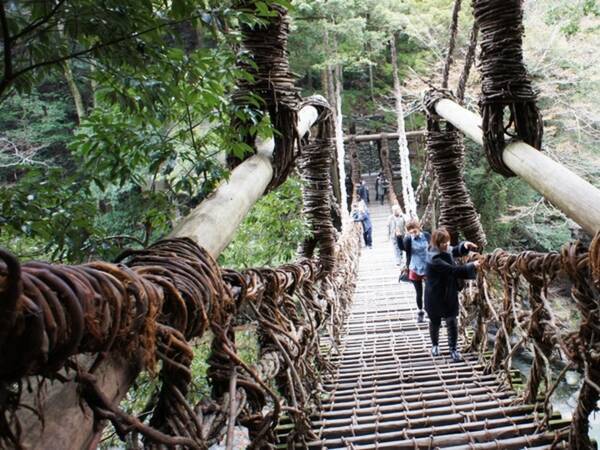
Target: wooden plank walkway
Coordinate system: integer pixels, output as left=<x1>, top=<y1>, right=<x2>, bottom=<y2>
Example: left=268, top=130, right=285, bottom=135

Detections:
left=280, top=186, right=570, bottom=449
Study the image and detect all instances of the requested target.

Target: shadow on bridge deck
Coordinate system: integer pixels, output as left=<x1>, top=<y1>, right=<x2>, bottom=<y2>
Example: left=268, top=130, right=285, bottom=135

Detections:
left=278, top=191, right=569, bottom=449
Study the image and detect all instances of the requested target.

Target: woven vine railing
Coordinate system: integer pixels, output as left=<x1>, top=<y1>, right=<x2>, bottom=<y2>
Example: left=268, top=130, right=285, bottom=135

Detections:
left=460, top=232, right=600, bottom=449
left=0, top=167, right=360, bottom=450
left=0, top=94, right=360, bottom=450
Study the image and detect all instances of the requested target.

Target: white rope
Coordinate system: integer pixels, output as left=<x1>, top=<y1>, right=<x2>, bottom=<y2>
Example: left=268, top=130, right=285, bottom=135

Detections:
left=334, top=66, right=349, bottom=223
left=394, top=83, right=417, bottom=217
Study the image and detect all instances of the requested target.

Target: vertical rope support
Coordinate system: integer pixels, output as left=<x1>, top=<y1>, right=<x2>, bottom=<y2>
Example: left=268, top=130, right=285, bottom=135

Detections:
left=456, top=21, right=479, bottom=103
left=442, top=0, right=463, bottom=89
left=379, top=134, right=400, bottom=207
left=485, top=251, right=518, bottom=374
left=473, top=0, right=543, bottom=177
left=348, top=134, right=362, bottom=203
left=520, top=263, right=556, bottom=404
left=333, top=65, right=349, bottom=221
left=298, top=105, right=337, bottom=275
left=390, top=34, right=417, bottom=216
left=231, top=2, right=302, bottom=190
left=424, top=92, right=487, bottom=247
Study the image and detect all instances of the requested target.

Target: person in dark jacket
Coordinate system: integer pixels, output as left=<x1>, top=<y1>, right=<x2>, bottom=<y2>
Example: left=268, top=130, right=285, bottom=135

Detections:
left=403, top=218, right=430, bottom=323
left=357, top=180, right=370, bottom=204
left=425, top=227, right=480, bottom=362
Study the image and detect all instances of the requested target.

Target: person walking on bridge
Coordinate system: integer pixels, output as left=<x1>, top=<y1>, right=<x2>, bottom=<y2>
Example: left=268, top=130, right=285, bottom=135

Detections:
left=387, top=205, right=406, bottom=266
left=357, top=180, right=370, bottom=204
left=425, top=227, right=480, bottom=362
left=351, top=201, right=373, bottom=248
left=402, top=218, right=430, bottom=323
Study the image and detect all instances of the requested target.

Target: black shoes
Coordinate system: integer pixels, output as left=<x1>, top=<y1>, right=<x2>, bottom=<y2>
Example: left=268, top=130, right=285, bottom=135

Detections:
left=450, top=349, right=463, bottom=362
left=417, top=310, right=425, bottom=323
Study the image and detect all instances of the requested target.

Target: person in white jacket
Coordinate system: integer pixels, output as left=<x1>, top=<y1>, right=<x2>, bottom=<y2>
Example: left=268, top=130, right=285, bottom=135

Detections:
left=387, top=205, right=406, bottom=266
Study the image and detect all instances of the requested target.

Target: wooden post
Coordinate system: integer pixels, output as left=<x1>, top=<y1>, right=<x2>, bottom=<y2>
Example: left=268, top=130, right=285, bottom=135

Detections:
left=343, top=130, right=424, bottom=143
left=17, top=103, right=321, bottom=450
left=434, top=98, right=600, bottom=235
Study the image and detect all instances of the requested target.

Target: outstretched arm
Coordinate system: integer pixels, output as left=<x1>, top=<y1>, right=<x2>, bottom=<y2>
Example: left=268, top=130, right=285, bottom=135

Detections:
left=429, top=258, right=477, bottom=279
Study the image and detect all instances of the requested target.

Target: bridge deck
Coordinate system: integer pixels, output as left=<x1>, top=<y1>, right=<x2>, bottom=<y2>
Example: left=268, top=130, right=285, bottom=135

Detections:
left=280, top=190, right=570, bottom=449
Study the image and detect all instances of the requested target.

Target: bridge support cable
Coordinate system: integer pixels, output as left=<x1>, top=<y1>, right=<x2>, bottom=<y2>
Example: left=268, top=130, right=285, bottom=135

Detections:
left=434, top=98, right=600, bottom=236
left=420, top=0, right=485, bottom=250
left=390, top=34, right=417, bottom=216
left=424, top=91, right=488, bottom=248
left=347, top=123, right=362, bottom=204
left=379, top=133, right=401, bottom=207
left=333, top=64, right=350, bottom=222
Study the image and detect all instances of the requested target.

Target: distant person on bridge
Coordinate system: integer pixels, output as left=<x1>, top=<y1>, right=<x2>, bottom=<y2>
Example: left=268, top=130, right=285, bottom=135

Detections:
left=357, top=180, right=370, bottom=204
left=375, top=172, right=389, bottom=205
left=402, top=218, right=430, bottom=323
left=425, top=228, right=480, bottom=362
left=351, top=201, right=372, bottom=249
left=387, top=205, right=406, bottom=266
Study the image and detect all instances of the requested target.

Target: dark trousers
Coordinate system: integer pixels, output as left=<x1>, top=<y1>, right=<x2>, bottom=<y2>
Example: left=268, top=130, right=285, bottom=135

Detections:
left=429, top=316, right=458, bottom=350
left=411, top=280, right=423, bottom=310
left=363, top=229, right=372, bottom=247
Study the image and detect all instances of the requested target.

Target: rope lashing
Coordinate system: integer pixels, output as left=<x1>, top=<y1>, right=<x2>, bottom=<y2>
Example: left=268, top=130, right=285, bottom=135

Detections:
left=473, top=0, right=543, bottom=177
left=298, top=99, right=338, bottom=275
left=424, top=90, right=487, bottom=248
left=230, top=2, right=302, bottom=190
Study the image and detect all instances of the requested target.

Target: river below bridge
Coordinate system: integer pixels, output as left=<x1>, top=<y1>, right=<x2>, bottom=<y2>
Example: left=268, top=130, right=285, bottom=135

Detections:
left=512, top=355, right=600, bottom=444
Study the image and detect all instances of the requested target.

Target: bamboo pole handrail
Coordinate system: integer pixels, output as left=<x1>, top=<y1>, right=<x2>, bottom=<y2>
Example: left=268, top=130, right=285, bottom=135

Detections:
left=434, top=98, right=600, bottom=235
left=343, top=130, right=425, bottom=143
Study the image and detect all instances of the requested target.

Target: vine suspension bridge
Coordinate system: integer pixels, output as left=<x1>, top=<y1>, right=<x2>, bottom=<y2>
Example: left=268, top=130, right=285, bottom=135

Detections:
left=1, top=1, right=600, bottom=450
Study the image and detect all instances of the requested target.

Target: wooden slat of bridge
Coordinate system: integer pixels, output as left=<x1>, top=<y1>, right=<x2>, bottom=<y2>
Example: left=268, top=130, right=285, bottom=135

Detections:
left=280, top=185, right=570, bottom=449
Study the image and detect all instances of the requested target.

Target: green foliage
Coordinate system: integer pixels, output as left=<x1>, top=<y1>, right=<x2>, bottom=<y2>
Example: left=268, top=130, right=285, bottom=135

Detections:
left=544, top=0, right=600, bottom=36
left=219, top=177, right=308, bottom=269
left=0, top=2, right=279, bottom=262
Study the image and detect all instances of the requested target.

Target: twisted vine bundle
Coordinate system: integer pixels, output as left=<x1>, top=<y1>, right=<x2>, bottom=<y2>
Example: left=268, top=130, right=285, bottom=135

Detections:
left=473, top=0, right=543, bottom=177
left=231, top=2, right=302, bottom=190
left=424, top=90, right=487, bottom=247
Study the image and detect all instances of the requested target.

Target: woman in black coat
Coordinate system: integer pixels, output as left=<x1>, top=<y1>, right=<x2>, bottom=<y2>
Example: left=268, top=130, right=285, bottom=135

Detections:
left=425, top=228, right=480, bottom=362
